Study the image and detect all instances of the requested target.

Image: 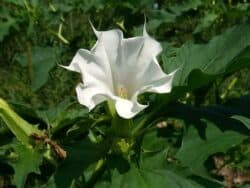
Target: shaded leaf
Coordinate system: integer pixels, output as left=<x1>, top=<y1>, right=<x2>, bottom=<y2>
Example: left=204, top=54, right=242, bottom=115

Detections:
left=142, top=129, right=170, bottom=152
left=36, top=98, right=88, bottom=134
left=231, top=115, right=250, bottom=130
left=194, top=12, right=218, bottom=33
left=169, top=0, right=202, bottom=16
left=15, top=46, right=60, bottom=91
left=0, top=9, right=17, bottom=41
left=147, top=9, right=176, bottom=30
left=176, top=120, right=247, bottom=176
left=47, top=139, right=109, bottom=188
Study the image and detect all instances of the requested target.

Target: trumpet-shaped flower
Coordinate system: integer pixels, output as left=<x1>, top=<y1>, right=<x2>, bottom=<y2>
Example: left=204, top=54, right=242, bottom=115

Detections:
left=63, top=25, right=176, bottom=119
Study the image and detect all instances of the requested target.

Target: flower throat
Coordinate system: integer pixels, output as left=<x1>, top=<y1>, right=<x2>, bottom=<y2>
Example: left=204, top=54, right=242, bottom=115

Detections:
left=117, top=86, right=128, bottom=99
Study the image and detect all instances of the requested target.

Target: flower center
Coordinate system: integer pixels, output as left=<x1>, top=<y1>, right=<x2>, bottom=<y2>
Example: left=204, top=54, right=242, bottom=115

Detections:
left=117, top=85, right=128, bottom=99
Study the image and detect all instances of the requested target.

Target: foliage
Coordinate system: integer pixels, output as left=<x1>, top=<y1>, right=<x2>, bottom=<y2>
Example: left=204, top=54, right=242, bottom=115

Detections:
left=0, top=0, right=250, bottom=188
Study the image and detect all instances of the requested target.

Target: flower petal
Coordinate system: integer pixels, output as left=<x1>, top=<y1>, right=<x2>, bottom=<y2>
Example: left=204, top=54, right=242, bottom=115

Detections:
left=67, top=49, right=113, bottom=91
left=119, top=33, right=169, bottom=97
left=132, top=70, right=176, bottom=101
left=145, top=70, right=176, bottom=93
left=114, top=97, right=148, bottom=119
left=76, top=83, right=111, bottom=111
left=62, top=48, right=115, bottom=111
left=91, top=27, right=123, bottom=68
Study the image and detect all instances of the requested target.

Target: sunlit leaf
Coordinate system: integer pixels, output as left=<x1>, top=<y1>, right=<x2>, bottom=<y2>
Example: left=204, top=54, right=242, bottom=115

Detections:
left=7, top=143, right=43, bottom=188
left=0, top=98, right=44, bottom=146
left=163, top=24, right=250, bottom=89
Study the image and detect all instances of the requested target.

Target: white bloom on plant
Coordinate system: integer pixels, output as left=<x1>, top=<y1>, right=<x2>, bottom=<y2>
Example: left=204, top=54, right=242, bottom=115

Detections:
left=63, top=24, right=176, bottom=119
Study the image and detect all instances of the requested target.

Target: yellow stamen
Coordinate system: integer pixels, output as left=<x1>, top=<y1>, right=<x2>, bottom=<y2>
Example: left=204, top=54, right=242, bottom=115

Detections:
left=117, top=86, right=128, bottom=99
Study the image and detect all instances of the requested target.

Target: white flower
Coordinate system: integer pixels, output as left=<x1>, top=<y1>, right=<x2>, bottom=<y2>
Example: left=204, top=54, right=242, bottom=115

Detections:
left=63, top=24, right=176, bottom=119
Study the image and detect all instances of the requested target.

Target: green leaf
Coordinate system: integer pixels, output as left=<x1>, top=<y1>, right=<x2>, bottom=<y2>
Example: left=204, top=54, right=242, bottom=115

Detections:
left=226, top=47, right=250, bottom=74
left=15, top=46, right=60, bottom=91
left=163, top=24, right=250, bottom=90
left=176, top=120, right=247, bottom=176
left=147, top=9, right=176, bottom=30
left=47, top=139, right=109, bottom=188
left=140, top=149, right=222, bottom=188
left=95, top=133, right=220, bottom=188
left=169, top=0, right=202, bottom=16
left=142, top=129, right=170, bottom=153
left=36, top=99, right=88, bottom=134
left=0, top=9, right=17, bottom=41
left=95, top=156, right=203, bottom=188
left=0, top=98, right=44, bottom=146
left=7, top=143, right=43, bottom=188
left=194, top=12, right=218, bottom=33
left=231, top=115, right=250, bottom=130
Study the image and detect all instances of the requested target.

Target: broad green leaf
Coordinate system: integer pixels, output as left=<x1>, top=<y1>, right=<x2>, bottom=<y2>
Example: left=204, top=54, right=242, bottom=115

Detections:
left=140, top=149, right=222, bottom=188
left=94, top=149, right=212, bottom=188
left=115, top=166, right=199, bottom=188
left=176, top=120, right=247, bottom=176
left=47, top=139, right=109, bottom=188
left=231, top=115, right=250, bottom=130
left=163, top=24, right=250, bottom=89
left=7, top=143, right=43, bottom=188
left=0, top=98, right=44, bottom=146
left=36, top=99, right=88, bottom=134
left=15, top=46, right=60, bottom=91
left=142, top=129, right=170, bottom=152
left=95, top=159, right=203, bottom=188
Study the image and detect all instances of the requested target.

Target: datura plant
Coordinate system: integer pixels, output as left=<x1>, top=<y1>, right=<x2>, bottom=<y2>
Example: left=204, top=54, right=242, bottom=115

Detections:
left=62, top=23, right=176, bottom=156
left=63, top=24, right=176, bottom=119
left=1, top=21, right=250, bottom=188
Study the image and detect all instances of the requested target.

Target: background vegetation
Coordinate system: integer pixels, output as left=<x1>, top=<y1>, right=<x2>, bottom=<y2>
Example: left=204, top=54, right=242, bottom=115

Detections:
left=0, top=0, right=250, bottom=187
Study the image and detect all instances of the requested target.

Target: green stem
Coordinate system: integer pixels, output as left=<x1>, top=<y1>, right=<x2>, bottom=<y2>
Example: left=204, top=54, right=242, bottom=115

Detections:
left=58, top=24, right=69, bottom=44
left=106, top=101, right=133, bottom=138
